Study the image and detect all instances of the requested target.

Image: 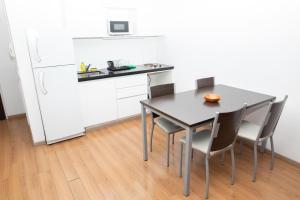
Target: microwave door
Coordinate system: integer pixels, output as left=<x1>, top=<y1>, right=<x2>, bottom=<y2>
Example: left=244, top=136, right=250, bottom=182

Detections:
left=108, top=21, right=131, bottom=35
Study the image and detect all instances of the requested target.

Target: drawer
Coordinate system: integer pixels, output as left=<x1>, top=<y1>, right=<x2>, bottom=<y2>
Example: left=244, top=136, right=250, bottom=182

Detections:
left=117, top=95, right=147, bottom=118
left=116, top=85, right=147, bottom=99
left=115, top=74, right=147, bottom=89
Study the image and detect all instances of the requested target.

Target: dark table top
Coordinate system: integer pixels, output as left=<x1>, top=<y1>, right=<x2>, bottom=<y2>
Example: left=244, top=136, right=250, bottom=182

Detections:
left=78, top=64, right=174, bottom=82
left=141, top=84, right=275, bottom=127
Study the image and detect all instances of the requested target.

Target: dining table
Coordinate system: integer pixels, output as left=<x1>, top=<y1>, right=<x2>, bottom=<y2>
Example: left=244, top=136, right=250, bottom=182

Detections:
left=140, top=84, right=275, bottom=196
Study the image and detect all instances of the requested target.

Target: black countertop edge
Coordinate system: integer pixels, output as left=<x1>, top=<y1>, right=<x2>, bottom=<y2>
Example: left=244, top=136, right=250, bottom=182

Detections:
left=78, top=66, right=174, bottom=82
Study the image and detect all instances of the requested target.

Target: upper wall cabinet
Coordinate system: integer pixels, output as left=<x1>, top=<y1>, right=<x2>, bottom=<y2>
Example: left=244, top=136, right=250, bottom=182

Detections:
left=63, top=0, right=162, bottom=38
left=102, top=0, right=138, bottom=9
left=135, top=2, right=162, bottom=36
left=64, top=0, right=107, bottom=38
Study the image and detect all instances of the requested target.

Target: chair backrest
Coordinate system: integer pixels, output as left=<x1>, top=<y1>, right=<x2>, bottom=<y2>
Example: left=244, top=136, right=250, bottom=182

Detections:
left=150, top=83, right=175, bottom=99
left=259, top=95, right=288, bottom=139
left=150, top=83, right=175, bottom=118
left=196, top=77, right=215, bottom=89
left=209, top=104, right=247, bottom=152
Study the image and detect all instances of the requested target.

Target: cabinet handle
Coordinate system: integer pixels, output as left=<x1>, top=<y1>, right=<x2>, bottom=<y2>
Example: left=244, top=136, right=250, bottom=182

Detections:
left=39, top=72, right=47, bottom=95
left=8, top=42, right=16, bottom=59
left=35, top=37, right=42, bottom=63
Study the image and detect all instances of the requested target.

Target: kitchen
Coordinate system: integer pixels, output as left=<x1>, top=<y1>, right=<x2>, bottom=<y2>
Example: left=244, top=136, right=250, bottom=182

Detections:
left=26, top=25, right=172, bottom=143
left=1, top=0, right=300, bottom=199
left=4, top=0, right=167, bottom=144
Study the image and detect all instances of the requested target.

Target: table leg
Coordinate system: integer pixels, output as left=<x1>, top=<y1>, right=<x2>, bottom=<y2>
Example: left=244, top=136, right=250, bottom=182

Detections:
left=183, top=128, right=193, bottom=196
left=141, top=104, right=148, bottom=161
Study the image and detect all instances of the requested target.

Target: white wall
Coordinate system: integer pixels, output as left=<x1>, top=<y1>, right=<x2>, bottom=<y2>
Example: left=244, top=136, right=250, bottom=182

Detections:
left=0, top=0, right=24, bottom=116
left=73, top=38, right=160, bottom=69
left=155, top=0, right=300, bottom=162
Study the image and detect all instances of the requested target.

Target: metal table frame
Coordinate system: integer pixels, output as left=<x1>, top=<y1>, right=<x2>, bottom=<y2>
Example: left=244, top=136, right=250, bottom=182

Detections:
left=141, top=92, right=273, bottom=197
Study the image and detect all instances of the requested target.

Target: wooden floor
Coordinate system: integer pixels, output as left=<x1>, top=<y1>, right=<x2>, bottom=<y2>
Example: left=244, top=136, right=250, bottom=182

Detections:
left=0, top=117, right=300, bottom=200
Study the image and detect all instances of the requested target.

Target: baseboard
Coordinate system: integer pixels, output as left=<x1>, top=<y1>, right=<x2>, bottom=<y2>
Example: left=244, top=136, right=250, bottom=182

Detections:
left=32, top=114, right=149, bottom=145
left=33, top=140, right=46, bottom=146
left=7, top=113, right=26, bottom=119
left=240, top=140, right=300, bottom=168
left=85, top=114, right=145, bottom=131
left=264, top=149, right=300, bottom=168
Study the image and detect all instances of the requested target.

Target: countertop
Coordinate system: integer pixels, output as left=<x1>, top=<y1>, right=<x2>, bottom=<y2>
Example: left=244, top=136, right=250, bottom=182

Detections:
left=78, top=64, right=174, bottom=82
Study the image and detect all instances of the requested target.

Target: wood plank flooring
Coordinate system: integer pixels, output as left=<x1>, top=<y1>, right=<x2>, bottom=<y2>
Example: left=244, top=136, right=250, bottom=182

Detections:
left=0, top=116, right=299, bottom=200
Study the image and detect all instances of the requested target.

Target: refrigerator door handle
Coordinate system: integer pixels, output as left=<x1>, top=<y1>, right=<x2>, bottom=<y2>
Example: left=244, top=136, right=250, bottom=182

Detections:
left=39, top=72, right=48, bottom=95
left=35, top=36, right=42, bottom=63
left=8, top=42, right=16, bottom=59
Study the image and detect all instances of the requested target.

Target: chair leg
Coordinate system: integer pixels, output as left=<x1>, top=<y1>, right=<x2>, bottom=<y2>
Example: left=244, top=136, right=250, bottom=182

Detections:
left=179, top=142, right=183, bottom=177
left=270, top=136, right=275, bottom=170
left=230, top=148, right=236, bottom=185
left=172, top=134, right=175, bottom=144
left=252, top=143, right=258, bottom=182
left=260, top=140, right=267, bottom=153
left=167, top=134, right=170, bottom=167
left=191, top=149, right=194, bottom=160
left=239, top=140, right=243, bottom=154
left=150, top=123, right=155, bottom=152
left=220, top=152, right=225, bottom=165
left=205, top=156, right=210, bottom=199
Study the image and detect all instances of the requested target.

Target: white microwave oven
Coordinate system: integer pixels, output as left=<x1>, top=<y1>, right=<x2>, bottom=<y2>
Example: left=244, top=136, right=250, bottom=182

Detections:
left=107, top=21, right=133, bottom=35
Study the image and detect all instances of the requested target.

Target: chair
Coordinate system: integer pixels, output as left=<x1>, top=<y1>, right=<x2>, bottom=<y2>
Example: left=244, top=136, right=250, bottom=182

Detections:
left=179, top=104, right=247, bottom=199
left=196, top=77, right=215, bottom=89
left=195, top=77, right=215, bottom=130
left=149, top=83, right=184, bottom=167
left=238, top=95, right=288, bottom=182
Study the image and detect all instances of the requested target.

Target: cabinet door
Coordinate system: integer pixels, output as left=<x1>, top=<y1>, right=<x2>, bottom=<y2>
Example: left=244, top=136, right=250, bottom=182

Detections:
left=64, top=0, right=106, bottom=38
left=34, top=65, right=84, bottom=143
left=117, top=94, right=147, bottom=119
left=103, top=0, right=138, bottom=8
left=135, top=1, right=161, bottom=36
left=79, top=79, right=118, bottom=127
left=26, top=29, right=75, bottom=68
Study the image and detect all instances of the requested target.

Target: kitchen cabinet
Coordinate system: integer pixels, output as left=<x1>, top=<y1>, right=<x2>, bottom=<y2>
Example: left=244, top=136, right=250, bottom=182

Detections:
left=79, top=78, right=118, bottom=127
left=117, top=94, right=147, bottom=118
left=63, top=0, right=162, bottom=38
left=78, top=72, right=172, bottom=127
left=115, top=73, right=147, bottom=88
left=115, top=74, right=147, bottom=119
left=78, top=73, right=147, bottom=127
left=116, top=85, right=147, bottom=99
left=135, top=2, right=162, bottom=36
left=102, top=0, right=138, bottom=9
left=63, top=0, right=107, bottom=38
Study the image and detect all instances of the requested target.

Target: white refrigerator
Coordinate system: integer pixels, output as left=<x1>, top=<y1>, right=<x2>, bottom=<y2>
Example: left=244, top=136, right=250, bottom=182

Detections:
left=26, top=28, right=85, bottom=144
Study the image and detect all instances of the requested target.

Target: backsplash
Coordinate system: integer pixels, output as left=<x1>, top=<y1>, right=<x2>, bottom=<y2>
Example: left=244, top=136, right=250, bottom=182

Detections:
left=72, top=38, right=160, bottom=70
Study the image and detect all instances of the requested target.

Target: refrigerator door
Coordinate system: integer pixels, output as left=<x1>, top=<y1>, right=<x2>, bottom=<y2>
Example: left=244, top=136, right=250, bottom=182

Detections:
left=34, top=65, right=84, bottom=143
left=27, top=29, right=75, bottom=68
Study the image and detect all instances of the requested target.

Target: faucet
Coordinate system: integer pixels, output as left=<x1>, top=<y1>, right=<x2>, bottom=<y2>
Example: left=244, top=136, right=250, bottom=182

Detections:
left=85, top=64, right=91, bottom=72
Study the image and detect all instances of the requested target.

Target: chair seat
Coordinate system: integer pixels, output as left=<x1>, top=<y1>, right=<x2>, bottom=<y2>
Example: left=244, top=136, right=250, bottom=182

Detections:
left=238, top=120, right=261, bottom=141
left=180, top=130, right=211, bottom=153
left=154, top=117, right=184, bottom=134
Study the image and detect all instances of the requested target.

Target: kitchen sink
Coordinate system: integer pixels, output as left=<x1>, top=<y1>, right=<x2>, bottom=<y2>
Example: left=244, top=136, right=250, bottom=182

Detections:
left=78, top=71, right=104, bottom=78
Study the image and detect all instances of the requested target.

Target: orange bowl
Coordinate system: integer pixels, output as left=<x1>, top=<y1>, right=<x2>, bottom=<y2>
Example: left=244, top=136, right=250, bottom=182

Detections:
left=204, top=93, right=221, bottom=103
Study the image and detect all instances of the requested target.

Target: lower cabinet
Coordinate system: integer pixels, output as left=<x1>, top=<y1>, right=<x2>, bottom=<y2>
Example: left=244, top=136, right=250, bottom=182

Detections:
left=78, top=79, right=118, bottom=127
left=115, top=74, right=147, bottom=118
left=117, top=95, right=147, bottom=119
left=78, top=72, right=172, bottom=127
